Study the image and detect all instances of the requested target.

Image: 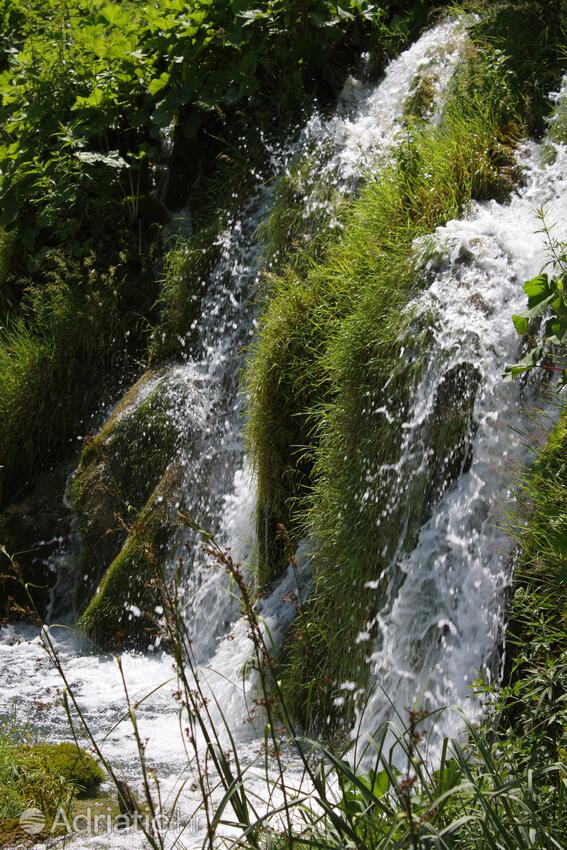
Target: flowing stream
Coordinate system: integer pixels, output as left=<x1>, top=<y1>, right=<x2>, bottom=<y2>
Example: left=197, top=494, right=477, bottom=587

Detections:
left=1, top=18, right=565, bottom=849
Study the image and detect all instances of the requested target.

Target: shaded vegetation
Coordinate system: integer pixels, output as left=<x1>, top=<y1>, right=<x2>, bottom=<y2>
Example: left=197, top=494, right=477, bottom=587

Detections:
left=1, top=0, right=431, bottom=510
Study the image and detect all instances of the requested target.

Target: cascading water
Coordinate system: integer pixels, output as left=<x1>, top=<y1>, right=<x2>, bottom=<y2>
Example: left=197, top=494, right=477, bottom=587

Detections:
left=356, top=135, right=567, bottom=752
left=1, top=17, right=562, bottom=848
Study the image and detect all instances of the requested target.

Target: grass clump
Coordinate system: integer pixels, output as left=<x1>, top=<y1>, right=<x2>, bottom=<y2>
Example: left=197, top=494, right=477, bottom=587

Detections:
left=150, top=226, right=222, bottom=363
left=0, top=724, right=104, bottom=835
left=505, top=406, right=567, bottom=706
left=246, top=10, right=566, bottom=729
left=0, top=253, right=135, bottom=507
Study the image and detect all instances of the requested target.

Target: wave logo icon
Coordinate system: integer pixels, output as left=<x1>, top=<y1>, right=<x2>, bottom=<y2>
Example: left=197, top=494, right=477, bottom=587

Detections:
left=19, top=807, right=46, bottom=835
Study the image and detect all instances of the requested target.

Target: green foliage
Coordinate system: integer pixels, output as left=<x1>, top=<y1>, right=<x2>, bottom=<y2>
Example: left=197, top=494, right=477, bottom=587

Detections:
left=0, top=723, right=103, bottom=827
left=0, top=0, right=397, bottom=263
left=302, top=701, right=567, bottom=849
left=0, top=252, right=132, bottom=506
left=0, top=0, right=426, bottom=514
left=506, top=405, right=567, bottom=704
left=247, top=37, right=526, bottom=727
left=506, top=212, right=567, bottom=386
left=469, top=0, right=567, bottom=137
left=17, top=742, right=105, bottom=799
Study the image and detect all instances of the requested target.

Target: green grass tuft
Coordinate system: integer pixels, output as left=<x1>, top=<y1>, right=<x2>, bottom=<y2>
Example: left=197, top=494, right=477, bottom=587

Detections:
left=0, top=723, right=104, bottom=832
left=245, top=21, right=562, bottom=729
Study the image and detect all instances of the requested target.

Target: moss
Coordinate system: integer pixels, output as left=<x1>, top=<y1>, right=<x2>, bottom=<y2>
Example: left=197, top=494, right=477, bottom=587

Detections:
left=78, top=464, right=184, bottom=650
left=246, top=29, right=549, bottom=729
left=67, top=370, right=182, bottom=610
left=16, top=743, right=105, bottom=799
left=150, top=224, right=222, bottom=363
left=0, top=732, right=104, bottom=838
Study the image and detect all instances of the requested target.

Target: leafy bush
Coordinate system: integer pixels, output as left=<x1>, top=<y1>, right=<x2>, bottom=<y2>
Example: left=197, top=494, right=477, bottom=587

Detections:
left=506, top=213, right=567, bottom=386
left=0, top=0, right=428, bottom=506
left=0, top=0, right=404, bottom=263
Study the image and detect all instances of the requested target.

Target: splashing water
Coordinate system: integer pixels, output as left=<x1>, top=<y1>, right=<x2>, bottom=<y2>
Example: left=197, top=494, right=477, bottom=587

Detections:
left=357, top=138, right=567, bottom=754
left=2, top=18, right=564, bottom=848
left=303, top=18, right=466, bottom=191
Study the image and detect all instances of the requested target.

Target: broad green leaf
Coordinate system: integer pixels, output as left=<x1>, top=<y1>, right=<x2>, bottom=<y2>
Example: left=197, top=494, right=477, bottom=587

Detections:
left=512, top=314, right=529, bottom=335
left=148, top=73, right=170, bottom=96
left=99, top=3, right=132, bottom=29
left=524, top=273, right=552, bottom=308
left=72, top=87, right=105, bottom=110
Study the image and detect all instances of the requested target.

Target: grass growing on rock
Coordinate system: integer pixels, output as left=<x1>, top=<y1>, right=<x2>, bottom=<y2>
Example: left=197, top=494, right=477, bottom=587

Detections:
left=506, top=406, right=567, bottom=707
left=0, top=725, right=104, bottom=839
left=150, top=226, right=222, bottom=363
left=246, top=10, right=565, bottom=729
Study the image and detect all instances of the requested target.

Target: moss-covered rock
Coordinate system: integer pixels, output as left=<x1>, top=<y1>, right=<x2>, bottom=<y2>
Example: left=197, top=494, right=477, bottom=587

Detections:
left=78, top=464, right=184, bottom=650
left=0, top=736, right=104, bottom=829
left=0, top=737, right=105, bottom=845
left=0, top=463, right=74, bottom=619
left=67, top=369, right=194, bottom=611
left=16, top=742, right=105, bottom=799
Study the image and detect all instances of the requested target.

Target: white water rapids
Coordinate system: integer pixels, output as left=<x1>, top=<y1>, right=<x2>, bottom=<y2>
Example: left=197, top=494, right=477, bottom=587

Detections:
left=1, top=18, right=566, bottom=849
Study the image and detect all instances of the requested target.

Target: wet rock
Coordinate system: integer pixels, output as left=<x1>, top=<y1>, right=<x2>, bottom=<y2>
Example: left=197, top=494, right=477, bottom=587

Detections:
left=427, top=362, right=480, bottom=500
left=67, top=369, right=193, bottom=612
left=78, top=463, right=185, bottom=650
left=0, top=463, right=73, bottom=619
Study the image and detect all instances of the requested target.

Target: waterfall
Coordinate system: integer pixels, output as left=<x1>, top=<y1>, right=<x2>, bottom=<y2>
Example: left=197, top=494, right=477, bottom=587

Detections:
left=175, top=15, right=468, bottom=669
left=356, top=136, right=567, bottom=752
left=3, top=16, right=562, bottom=847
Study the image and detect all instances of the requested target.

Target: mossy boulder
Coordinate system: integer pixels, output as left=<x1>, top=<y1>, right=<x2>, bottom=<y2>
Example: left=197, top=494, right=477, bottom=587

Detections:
left=16, top=742, right=105, bottom=799
left=0, top=739, right=105, bottom=844
left=78, top=464, right=185, bottom=650
left=0, top=463, right=73, bottom=619
left=67, top=369, right=195, bottom=611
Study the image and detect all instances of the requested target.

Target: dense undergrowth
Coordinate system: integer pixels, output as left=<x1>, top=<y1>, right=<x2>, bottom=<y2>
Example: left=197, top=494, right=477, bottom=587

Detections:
left=246, top=0, right=567, bottom=729
left=0, top=0, right=438, bottom=509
